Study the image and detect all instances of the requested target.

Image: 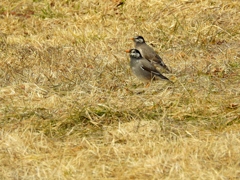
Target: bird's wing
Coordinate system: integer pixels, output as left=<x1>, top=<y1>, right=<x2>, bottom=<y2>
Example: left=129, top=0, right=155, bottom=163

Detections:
left=138, top=43, right=171, bottom=72
left=153, top=54, right=170, bottom=72
left=140, top=59, right=169, bottom=80
left=143, top=44, right=171, bottom=72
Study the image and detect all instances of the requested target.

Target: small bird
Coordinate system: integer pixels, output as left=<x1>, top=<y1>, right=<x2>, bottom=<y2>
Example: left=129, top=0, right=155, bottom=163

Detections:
left=131, top=36, right=171, bottom=72
left=126, top=49, right=170, bottom=82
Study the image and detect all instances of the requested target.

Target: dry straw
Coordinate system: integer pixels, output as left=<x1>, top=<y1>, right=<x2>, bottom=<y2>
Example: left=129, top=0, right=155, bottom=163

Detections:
left=0, top=0, right=240, bottom=179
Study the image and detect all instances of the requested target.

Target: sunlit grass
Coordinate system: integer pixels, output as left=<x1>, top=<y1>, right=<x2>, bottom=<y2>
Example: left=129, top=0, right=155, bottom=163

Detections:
left=0, top=0, right=240, bottom=179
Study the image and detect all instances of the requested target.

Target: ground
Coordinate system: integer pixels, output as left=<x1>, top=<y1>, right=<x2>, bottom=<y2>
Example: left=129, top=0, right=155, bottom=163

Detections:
left=0, top=0, right=240, bottom=179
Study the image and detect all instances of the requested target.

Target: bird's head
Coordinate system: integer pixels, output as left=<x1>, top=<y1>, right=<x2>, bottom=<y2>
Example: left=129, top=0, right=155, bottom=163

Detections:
left=125, top=49, right=142, bottom=59
left=131, top=36, right=145, bottom=44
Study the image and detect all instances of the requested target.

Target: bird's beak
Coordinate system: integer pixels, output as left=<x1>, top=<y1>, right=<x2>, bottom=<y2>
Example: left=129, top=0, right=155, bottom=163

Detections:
left=125, top=49, right=130, bottom=53
left=130, top=38, right=134, bottom=41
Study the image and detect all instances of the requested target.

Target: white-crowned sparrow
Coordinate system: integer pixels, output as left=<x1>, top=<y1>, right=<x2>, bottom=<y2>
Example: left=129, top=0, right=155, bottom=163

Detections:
left=126, top=49, right=170, bottom=82
left=131, top=36, right=171, bottom=72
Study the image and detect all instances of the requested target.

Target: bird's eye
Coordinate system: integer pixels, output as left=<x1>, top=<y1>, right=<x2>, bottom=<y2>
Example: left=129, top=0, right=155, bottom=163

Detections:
left=131, top=52, right=140, bottom=58
left=137, top=38, right=143, bottom=43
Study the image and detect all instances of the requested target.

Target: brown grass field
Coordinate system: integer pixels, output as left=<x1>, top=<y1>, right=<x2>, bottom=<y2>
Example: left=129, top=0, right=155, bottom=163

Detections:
left=0, top=0, right=240, bottom=179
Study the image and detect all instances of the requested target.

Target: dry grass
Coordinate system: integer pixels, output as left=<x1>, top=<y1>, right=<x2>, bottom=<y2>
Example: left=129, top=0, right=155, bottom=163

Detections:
left=0, top=0, right=240, bottom=179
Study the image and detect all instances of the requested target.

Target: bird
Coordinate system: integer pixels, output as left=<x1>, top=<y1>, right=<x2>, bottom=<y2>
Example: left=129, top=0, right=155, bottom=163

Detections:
left=125, top=49, right=170, bottom=82
left=131, top=36, right=171, bottom=72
